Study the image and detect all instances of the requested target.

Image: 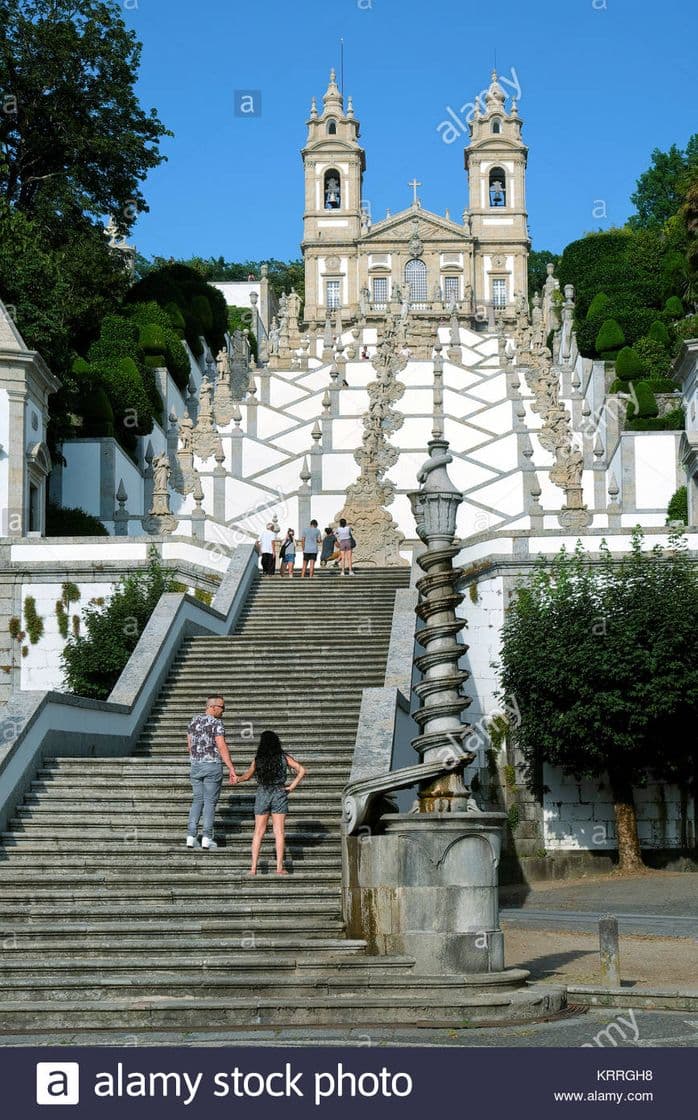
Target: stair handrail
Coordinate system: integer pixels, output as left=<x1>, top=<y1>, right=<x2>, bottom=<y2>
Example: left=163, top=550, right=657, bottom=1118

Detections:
left=0, top=544, right=259, bottom=835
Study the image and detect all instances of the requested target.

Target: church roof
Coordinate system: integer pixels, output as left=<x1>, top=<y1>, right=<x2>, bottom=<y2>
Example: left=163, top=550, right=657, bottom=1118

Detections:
left=365, top=203, right=469, bottom=241
left=0, top=295, right=29, bottom=353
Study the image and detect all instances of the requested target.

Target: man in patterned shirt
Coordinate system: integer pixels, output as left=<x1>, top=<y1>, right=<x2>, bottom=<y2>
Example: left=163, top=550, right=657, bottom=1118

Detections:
left=186, top=695, right=238, bottom=850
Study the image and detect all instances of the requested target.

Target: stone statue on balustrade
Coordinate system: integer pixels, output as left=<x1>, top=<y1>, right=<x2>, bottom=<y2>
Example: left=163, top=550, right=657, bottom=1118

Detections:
left=359, top=286, right=370, bottom=318
left=142, top=452, right=177, bottom=535
left=192, top=375, right=219, bottom=460
left=269, top=317, right=280, bottom=355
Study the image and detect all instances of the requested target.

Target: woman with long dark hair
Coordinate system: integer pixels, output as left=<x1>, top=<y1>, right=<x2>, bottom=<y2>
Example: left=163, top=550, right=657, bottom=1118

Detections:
left=238, top=730, right=306, bottom=875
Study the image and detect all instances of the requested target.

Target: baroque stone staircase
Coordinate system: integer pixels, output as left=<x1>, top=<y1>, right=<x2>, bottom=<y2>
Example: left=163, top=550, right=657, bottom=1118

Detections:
left=0, top=568, right=561, bottom=1038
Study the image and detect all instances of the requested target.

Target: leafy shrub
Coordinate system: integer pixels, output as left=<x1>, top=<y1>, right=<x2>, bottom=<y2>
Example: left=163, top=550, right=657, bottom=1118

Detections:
left=81, top=383, right=115, bottom=438
left=165, top=302, right=186, bottom=335
left=627, top=380, right=658, bottom=420
left=191, top=293, right=213, bottom=334
left=62, top=551, right=174, bottom=699
left=665, top=295, right=685, bottom=318
left=125, top=264, right=228, bottom=355
left=648, top=320, right=671, bottom=348
left=626, top=407, right=684, bottom=431
left=635, top=337, right=672, bottom=382
left=138, top=321, right=167, bottom=359
left=674, top=314, right=698, bottom=344
left=646, top=377, right=677, bottom=393
left=46, top=504, right=109, bottom=536
left=615, top=346, right=643, bottom=380
left=667, top=485, right=688, bottom=524
left=586, top=292, right=611, bottom=319
left=595, top=318, right=625, bottom=358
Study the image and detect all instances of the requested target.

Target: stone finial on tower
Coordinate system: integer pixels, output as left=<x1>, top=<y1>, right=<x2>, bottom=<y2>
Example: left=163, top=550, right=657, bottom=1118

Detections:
left=323, top=67, right=343, bottom=110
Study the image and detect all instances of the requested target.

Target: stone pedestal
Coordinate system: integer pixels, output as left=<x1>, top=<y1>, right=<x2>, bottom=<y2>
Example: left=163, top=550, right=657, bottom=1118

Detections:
left=345, top=811, right=513, bottom=975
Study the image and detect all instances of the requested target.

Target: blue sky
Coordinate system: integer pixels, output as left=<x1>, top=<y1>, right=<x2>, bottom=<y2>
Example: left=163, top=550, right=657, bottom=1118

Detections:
left=126, top=0, right=698, bottom=264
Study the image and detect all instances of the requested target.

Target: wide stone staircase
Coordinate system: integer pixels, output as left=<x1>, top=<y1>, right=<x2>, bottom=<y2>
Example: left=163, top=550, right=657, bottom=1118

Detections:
left=0, top=568, right=562, bottom=1038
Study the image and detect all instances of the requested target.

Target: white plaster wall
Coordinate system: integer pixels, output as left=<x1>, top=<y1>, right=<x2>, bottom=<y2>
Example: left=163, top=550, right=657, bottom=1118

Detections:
left=19, top=579, right=116, bottom=692
left=632, top=433, right=679, bottom=510
left=114, top=444, right=145, bottom=514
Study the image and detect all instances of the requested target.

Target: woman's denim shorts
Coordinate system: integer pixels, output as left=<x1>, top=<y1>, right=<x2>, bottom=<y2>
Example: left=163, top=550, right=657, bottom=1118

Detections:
left=254, top=785, right=289, bottom=815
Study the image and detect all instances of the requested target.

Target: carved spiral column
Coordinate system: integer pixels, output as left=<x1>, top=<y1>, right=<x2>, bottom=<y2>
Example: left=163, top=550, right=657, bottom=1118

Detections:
left=408, top=436, right=475, bottom=811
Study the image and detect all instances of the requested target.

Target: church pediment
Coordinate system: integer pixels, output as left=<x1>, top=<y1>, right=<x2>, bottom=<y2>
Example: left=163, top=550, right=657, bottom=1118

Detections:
left=363, top=205, right=469, bottom=245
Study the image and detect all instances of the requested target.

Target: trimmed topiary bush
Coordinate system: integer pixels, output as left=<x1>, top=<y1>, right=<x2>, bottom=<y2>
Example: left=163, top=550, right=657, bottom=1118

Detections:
left=595, top=318, right=625, bottom=359
left=667, top=486, right=688, bottom=524
left=627, top=380, right=658, bottom=420
left=664, top=295, right=684, bottom=319
left=46, top=504, right=109, bottom=537
left=81, top=384, right=115, bottom=437
left=586, top=292, right=611, bottom=319
left=648, top=320, right=671, bottom=348
left=615, top=346, right=644, bottom=380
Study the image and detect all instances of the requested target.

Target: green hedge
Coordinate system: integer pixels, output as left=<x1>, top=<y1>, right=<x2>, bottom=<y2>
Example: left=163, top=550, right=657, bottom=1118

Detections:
left=635, top=336, right=672, bottom=381
left=615, top=346, right=643, bottom=380
left=648, top=320, right=671, bottom=348
left=664, top=296, right=684, bottom=319
left=627, top=380, right=658, bottom=420
left=46, top=503, right=109, bottom=537
left=667, top=485, right=688, bottom=523
left=586, top=291, right=611, bottom=319
left=595, top=318, right=625, bottom=357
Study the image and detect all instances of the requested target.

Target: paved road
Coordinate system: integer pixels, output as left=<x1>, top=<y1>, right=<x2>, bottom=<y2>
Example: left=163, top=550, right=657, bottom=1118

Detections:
left=4, top=1010, right=698, bottom=1047
left=500, top=908, right=698, bottom=938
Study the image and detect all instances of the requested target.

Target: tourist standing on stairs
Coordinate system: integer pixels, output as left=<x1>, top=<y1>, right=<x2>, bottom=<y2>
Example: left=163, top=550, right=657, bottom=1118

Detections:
left=320, top=526, right=339, bottom=567
left=336, top=518, right=355, bottom=575
left=257, top=522, right=278, bottom=575
left=300, top=518, right=321, bottom=578
left=237, top=729, right=306, bottom=875
left=186, top=695, right=238, bottom=850
left=279, top=529, right=296, bottom=577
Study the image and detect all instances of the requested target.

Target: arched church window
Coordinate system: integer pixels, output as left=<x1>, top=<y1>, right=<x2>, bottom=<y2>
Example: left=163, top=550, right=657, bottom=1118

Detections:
left=404, top=258, right=427, bottom=303
left=324, top=168, right=341, bottom=209
left=327, top=119, right=337, bottom=135
left=491, top=118, right=502, bottom=134
left=489, top=167, right=506, bottom=207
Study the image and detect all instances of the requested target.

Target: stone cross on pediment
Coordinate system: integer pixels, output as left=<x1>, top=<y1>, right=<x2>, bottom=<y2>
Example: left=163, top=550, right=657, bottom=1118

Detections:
left=408, top=178, right=422, bottom=205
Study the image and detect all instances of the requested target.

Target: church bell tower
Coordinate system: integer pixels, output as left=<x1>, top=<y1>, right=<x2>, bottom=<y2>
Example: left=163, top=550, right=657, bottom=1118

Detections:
left=301, top=69, right=365, bottom=324
left=465, top=71, right=530, bottom=311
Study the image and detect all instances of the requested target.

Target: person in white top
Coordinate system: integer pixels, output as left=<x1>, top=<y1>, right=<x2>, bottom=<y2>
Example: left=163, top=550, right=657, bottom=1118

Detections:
left=257, top=522, right=278, bottom=575
left=335, top=518, right=355, bottom=576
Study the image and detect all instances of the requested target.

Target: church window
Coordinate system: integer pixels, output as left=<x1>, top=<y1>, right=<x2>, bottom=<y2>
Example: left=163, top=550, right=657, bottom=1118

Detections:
left=492, top=278, right=507, bottom=308
left=444, top=276, right=460, bottom=303
left=324, top=169, right=341, bottom=209
left=372, top=277, right=389, bottom=306
left=327, top=119, right=337, bottom=135
left=325, top=279, right=341, bottom=309
left=489, top=167, right=506, bottom=207
left=404, top=258, right=427, bottom=303
left=491, top=118, right=502, bottom=134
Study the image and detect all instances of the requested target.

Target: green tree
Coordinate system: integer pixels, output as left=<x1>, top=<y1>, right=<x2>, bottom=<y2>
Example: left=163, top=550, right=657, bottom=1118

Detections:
left=527, top=250, right=560, bottom=297
left=628, top=136, right=698, bottom=231
left=499, top=534, right=698, bottom=871
left=0, top=0, right=169, bottom=225
left=62, top=551, right=173, bottom=699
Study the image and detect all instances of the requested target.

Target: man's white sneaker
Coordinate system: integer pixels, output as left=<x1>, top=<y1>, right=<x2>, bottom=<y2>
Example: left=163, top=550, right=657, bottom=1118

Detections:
left=349, top=569, right=356, bottom=576
left=201, top=837, right=218, bottom=850
left=186, top=835, right=198, bottom=848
